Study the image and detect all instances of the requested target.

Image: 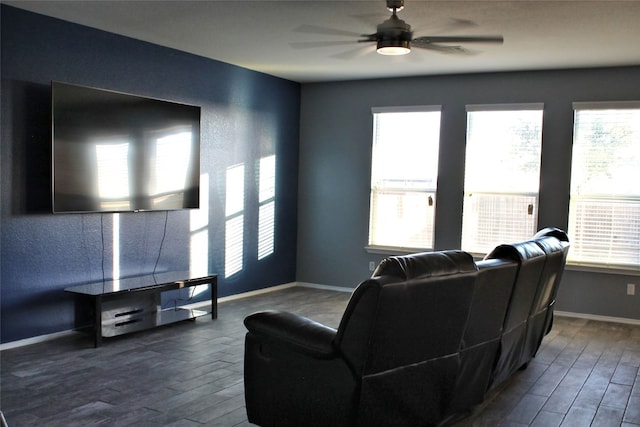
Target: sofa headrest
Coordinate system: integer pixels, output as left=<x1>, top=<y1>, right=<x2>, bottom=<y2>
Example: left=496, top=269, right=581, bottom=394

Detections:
left=485, top=240, right=546, bottom=263
left=535, top=235, right=566, bottom=255
left=373, top=250, right=477, bottom=281
left=534, top=227, right=569, bottom=243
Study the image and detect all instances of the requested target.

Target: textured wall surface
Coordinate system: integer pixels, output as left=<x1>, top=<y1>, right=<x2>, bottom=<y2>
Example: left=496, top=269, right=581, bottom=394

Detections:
left=1, top=5, right=300, bottom=343
left=298, top=67, right=640, bottom=320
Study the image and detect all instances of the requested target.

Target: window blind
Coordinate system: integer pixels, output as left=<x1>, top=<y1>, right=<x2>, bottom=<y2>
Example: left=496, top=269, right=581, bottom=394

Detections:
left=462, top=105, right=544, bottom=254
left=568, top=103, right=640, bottom=268
left=368, top=107, right=441, bottom=250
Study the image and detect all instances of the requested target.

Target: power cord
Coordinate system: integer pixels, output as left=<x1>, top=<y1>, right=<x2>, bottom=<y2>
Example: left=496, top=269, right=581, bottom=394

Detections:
left=152, top=210, right=169, bottom=275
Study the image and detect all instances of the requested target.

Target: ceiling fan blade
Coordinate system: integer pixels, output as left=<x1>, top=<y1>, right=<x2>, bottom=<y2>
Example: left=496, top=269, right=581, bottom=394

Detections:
left=441, top=18, right=479, bottom=31
left=448, top=18, right=478, bottom=28
left=413, top=35, right=504, bottom=44
left=292, top=24, right=363, bottom=38
left=290, top=40, right=360, bottom=49
left=412, top=43, right=476, bottom=55
left=350, top=12, right=388, bottom=27
left=412, top=17, right=478, bottom=36
left=358, top=33, right=379, bottom=43
left=331, top=44, right=375, bottom=60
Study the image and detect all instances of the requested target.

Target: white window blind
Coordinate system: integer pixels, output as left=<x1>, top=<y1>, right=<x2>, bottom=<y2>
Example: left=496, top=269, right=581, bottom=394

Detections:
left=462, top=104, right=544, bottom=254
left=568, top=102, right=640, bottom=269
left=368, top=106, right=441, bottom=250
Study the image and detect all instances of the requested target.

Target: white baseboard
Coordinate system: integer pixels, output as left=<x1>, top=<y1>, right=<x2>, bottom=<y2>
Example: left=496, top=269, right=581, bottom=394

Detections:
left=185, top=282, right=300, bottom=309
left=220, top=282, right=300, bottom=301
left=0, top=283, right=298, bottom=351
left=0, top=330, right=78, bottom=351
left=296, top=281, right=355, bottom=293
left=5, top=284, right=638, bottom=351
left=555, top=310, right=640, bottom=326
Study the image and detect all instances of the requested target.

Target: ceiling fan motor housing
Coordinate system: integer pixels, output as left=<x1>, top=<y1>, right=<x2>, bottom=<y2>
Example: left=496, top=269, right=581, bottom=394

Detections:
left=377, top=13, right=412, bottom=52
left=386, top=0, right=405, bottom=11
left=377, top=38, right=411, bottom=51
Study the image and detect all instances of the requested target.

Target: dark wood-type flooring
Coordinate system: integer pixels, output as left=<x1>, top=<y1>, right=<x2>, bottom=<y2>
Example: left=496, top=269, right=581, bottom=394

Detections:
left=1, top=286, right=639, bottom=426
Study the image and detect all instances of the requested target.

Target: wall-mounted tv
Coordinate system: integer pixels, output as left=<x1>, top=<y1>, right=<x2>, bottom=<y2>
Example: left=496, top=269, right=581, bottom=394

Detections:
left=52, top=82, right=201, bottom=213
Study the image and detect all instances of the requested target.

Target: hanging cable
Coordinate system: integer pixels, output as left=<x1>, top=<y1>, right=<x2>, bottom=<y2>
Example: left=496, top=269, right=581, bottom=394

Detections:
left=153, top=210, right=169, bottom=275
left=101, top=213, right=106, bottom=293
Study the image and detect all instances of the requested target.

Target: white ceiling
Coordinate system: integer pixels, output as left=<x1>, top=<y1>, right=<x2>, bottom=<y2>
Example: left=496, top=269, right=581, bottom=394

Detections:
left=6, top=0, right=640, bottom=83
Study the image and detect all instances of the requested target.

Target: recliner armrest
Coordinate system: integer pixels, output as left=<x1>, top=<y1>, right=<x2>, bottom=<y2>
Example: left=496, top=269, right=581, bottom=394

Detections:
left=244, top=310, right=338, bottom=359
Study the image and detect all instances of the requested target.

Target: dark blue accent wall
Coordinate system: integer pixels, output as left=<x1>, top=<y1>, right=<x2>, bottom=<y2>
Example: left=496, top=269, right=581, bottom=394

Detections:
left=0, top=5, right=300, bottom=343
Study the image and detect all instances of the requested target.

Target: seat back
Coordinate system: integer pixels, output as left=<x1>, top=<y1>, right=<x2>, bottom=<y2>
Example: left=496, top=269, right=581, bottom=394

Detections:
left=463, top=258, right=519, bottom=352
left=486, top=240, right=546, bottom=388
left=521, top=235, right=566, bottom=360
left=448, top=257, right=519, bottom=414
left=335, top=250, right=477, bottom=376
left=530, top=236, right=566, bottom=315
left=334, top=250, right=478, bottom=426
left=534, top=227, right=570, bottom=334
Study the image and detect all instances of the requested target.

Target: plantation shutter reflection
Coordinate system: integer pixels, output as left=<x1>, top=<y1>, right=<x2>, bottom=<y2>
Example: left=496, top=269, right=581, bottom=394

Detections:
left=258, top=155, right=276, bottom=260
left=225, top=163, right=245, bottom=277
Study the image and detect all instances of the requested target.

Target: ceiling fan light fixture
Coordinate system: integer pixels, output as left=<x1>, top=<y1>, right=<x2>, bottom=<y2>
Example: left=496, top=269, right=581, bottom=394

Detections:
left=377, top=40, right=411, bottom=55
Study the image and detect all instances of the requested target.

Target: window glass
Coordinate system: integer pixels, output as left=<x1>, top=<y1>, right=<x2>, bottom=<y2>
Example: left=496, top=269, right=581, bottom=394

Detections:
left=368, top=107, right=441, bottom=250
left=569, top=103, right=640, bottom=269
left=462, top=105, right=544, bottom=254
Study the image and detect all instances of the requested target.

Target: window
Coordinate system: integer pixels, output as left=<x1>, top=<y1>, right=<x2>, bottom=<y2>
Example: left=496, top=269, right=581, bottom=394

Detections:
left=462, top=104, right=544, bottom=254
left=568, top=102, right=640, bottom=269
left=368, top=106, right=441, bottom=250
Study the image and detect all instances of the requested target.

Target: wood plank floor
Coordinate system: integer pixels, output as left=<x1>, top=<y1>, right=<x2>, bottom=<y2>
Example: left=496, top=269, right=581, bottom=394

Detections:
left=1, top=286, right=639, bottom=426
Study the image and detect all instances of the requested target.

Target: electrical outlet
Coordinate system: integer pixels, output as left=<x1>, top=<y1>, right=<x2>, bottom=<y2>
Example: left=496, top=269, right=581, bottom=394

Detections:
left=369, top=261, right=376, bottom=272
left=627, top=283, right=636, bottom=296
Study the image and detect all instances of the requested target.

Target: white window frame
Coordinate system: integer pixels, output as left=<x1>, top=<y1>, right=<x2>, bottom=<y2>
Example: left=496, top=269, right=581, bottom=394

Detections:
left=568, top=101, right=640, bottom=272
left=367, top=106, right=442, bottom=252
left=461, top=103, right=544, bottom=255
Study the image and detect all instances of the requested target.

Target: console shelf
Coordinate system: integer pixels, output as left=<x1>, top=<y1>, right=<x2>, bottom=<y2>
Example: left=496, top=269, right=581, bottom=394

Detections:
left=65, top=271, right=217, bottom=347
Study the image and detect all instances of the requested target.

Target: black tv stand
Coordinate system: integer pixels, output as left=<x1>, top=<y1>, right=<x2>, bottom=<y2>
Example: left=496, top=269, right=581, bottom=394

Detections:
left=65, top=271, right=217, bottom=347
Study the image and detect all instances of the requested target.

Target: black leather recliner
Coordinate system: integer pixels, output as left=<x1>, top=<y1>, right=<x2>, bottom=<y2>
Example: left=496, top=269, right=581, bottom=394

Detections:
left=446, top=255, right=518, bottom=416
left=533, top=227, right=570, bottom=337
left=448, top=229, right=571, bottom=411
left=486, top=228, right=571, bottom=391
left=244, top=250, right=478, bottom=427
left=243, top=230, right=570, bottom=426
left=486, top=239, right=547, bottom=388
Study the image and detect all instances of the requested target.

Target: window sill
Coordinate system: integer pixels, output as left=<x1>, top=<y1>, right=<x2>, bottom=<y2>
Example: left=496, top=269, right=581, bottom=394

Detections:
left=566, top=262, right=640, bottom=277
left=365, top=245, right=433, bottom=256
left=366, top=247, right=640, bottom=276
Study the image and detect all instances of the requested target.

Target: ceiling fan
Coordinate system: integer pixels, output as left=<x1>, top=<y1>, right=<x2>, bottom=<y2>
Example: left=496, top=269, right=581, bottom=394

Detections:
left=294, top=0, right=504, bottom=57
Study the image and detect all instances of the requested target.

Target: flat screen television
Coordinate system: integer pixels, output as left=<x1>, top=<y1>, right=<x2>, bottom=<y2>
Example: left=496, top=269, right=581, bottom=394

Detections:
left=52, top=82, right=201, bottom=213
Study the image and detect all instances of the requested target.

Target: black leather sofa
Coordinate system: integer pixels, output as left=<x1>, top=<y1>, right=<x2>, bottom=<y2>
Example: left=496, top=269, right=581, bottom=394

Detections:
left=243, top=228, right=570, bottom=426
